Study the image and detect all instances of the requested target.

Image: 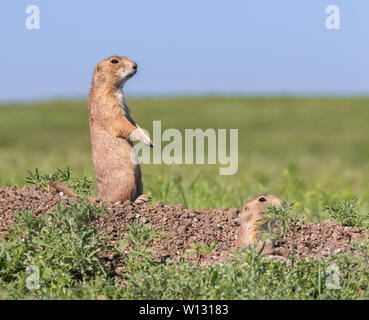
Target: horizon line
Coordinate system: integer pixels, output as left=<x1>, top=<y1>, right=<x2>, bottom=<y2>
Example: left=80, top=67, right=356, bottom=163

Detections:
left=1, top=92, right=369, bottom=105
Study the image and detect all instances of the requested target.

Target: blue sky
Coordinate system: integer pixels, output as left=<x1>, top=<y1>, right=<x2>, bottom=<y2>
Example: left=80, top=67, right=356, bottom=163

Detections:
left=1, top=0, right=369, bottom=102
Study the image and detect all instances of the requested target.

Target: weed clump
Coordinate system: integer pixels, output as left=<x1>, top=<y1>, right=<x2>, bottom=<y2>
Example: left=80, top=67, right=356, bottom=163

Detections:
left=324, top=199, right=369, bottom=228
left=26, top=167, right=93, bottom=196
left=0, top=201, right=110, bottom=295
left=260, top=201, right=303, bottom=242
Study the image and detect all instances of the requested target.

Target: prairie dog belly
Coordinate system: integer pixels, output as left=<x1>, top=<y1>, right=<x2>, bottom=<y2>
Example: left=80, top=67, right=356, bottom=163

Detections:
left=90, top=127, right=142, bottom=202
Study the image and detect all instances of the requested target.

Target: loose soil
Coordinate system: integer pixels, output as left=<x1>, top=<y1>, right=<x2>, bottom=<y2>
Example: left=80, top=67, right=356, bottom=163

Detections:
left=1, top=186, right=368, bottom=268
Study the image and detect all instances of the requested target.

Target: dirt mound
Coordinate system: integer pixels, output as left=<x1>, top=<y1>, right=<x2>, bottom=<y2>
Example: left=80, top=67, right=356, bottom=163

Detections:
left=270, top=220, right=368, bottom=262
left=93, top=201, right=240, bottom=266
left=0, top=186, right=368, bottom=266
left=0, top=186, right=66, bottom=238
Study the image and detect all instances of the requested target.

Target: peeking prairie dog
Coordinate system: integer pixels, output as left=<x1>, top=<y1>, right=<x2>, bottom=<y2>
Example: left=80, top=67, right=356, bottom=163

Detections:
left=236, top=194, right=285, bottom=247
left=49, top=56, right=152, bottom=204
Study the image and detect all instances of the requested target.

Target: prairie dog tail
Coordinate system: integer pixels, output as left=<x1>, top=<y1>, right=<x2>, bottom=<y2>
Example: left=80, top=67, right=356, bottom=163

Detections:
left=46, top=180, right=95, bottom=203
left=47, top=180, right=77, bottom=197
left=46, top=181, right=151, bottom=205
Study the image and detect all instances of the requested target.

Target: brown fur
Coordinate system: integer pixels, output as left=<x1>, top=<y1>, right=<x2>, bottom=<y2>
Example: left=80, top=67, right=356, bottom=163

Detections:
left=47, top=180, right=95, bottom=203
left=49, top=56, right=152, bottom=204
left=88, top=56, right=152, bottom=203
left=236, top=194, right=285, bottom=247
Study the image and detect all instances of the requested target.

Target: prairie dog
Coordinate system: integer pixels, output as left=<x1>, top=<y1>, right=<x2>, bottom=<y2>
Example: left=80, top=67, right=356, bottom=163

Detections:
left=236, top=194, right=285, bottom=247
left=88, top=56, right=152, bottom=204
left=49, top=56, right=152, bottom=204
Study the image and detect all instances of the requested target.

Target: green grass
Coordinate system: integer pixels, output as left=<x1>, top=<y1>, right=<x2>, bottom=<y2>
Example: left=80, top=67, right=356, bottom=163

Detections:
left=1, top=97, right=369, bottom=220
left=1, top=97, right=369, bottom=299
left=1, top=201, right=369, bottom=299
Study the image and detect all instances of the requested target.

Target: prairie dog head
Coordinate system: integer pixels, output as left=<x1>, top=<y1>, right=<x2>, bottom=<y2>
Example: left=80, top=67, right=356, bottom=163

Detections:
left=236, top=194, right=285, bottom=247
left=92, top=56, right=137, bottom=88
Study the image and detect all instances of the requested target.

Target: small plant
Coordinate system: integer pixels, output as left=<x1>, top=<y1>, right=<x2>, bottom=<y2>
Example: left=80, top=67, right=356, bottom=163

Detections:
left=115, top=221, right=166, bottom=274
left=10, top=202, right=110, bottom=287
left=184, top=241, right=217, bottom=259
left=324, top=199, right=369, bottom=227
left=258, top=201, right=303, bottom=266
left=0, top=239, right=26, bottom=282
left=260, top=201, right=300, bottom=241
left=26, top=167, right=93, bottom=196
left=350, top=237, right=369, bottom=263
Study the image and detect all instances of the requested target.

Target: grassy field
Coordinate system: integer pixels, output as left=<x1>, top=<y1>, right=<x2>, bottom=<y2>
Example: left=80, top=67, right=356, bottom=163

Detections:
left=1, top=97, right=369, bottom=220
left=1, top=97, right=369, bottom=299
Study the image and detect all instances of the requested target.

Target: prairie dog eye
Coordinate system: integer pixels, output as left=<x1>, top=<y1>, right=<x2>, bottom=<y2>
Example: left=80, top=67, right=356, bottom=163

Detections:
left=259, top=197, right=267, bottom=202
left=111, top=59, right=119, bottom=64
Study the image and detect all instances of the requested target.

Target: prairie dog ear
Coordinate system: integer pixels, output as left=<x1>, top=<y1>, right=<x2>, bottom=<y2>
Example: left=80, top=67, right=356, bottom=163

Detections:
left=96, top=65, right=100, bottom=73
left=242, top=204, right=249, bottom=212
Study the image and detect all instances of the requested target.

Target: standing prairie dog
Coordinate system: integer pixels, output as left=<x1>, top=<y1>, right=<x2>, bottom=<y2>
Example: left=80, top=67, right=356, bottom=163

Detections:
left=236, top=194, right=285, bottom=247
left=88, top=55, right=152, bottom=204
left=49, top=56, right=152, bottom=204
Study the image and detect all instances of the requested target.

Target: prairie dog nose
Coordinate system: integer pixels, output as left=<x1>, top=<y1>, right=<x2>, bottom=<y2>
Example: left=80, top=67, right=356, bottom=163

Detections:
left=132, top=63, right=138, bottom=70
